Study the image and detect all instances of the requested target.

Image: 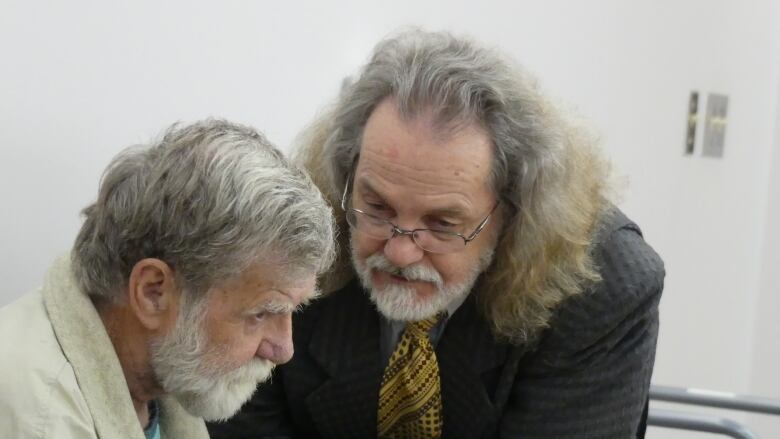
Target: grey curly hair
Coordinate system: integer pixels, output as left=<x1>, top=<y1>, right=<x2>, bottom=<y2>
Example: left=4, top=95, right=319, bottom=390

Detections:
left=296, top=29, right=611, bottom=345
left=72, top=119, right=337, bottom=302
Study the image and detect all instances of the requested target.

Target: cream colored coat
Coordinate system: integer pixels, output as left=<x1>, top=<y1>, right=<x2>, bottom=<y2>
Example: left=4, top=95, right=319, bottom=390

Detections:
left=0, top=258, right=209, bottom=439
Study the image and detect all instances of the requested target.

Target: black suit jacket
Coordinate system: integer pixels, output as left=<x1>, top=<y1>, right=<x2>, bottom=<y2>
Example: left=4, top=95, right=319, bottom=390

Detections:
left=209, top=210, right=664, bottom=438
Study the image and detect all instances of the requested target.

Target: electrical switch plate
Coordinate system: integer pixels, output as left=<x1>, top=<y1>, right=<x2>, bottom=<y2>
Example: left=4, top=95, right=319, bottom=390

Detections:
left=702, top=93, right=728, bottom=158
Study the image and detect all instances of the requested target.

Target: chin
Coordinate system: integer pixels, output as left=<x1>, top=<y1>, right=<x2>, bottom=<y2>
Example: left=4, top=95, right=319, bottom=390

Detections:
left=171, top=358, right=275, bottom=422
left=369, top=283, right=450, bottom=322
left=176, top=387, right=254, bottom=422
left=352, top=241, right=486, bottom=322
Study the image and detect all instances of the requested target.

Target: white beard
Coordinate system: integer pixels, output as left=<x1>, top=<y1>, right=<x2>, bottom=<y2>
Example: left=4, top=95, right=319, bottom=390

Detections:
left=149, top=297, right=275, bottom=422
left=352, top=237, right=493, bottom=322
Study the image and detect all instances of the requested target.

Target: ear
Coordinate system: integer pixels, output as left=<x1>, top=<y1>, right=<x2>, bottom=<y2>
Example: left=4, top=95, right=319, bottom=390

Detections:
left=126, top=258, right=179, bottom=331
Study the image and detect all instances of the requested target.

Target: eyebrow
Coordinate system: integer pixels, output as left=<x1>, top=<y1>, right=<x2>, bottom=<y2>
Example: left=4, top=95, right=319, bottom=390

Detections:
left=244, top=301, right=295, bottom=316
left=244, top=286, right=321, bottom=316
left=356, top=178, right=471, bottom=218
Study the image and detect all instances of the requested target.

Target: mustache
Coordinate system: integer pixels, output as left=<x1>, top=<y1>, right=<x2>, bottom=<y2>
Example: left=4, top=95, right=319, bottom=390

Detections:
left=364, top=253, right=444, bottom=287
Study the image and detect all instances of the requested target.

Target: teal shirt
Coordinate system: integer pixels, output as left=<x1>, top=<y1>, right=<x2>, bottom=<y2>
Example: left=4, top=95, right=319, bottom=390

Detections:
left=144, top=400, right=161, bottom=439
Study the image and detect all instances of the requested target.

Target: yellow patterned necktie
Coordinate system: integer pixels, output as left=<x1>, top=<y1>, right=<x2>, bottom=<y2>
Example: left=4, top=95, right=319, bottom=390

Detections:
left=377, top=315, right=443, bottom=439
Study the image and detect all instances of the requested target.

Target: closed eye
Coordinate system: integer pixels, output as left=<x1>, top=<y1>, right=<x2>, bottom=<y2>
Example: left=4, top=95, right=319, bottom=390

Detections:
left=365, top=201, right=388, bottom=211
left=254, top=312, right=267, bottom=322
left=361, top=200, right=394, bottom=218
left=426, top=217, right=460, bottom=230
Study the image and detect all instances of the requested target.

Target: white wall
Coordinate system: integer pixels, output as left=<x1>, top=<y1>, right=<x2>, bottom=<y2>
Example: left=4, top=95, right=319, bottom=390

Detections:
left=1, top=1, right=779, bottom=436
left=749, top=26, right=780, bottom=438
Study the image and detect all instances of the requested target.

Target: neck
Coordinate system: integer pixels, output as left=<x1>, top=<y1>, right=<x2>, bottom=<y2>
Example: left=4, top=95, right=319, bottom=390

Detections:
left=95, top=299, right=163, bottom=428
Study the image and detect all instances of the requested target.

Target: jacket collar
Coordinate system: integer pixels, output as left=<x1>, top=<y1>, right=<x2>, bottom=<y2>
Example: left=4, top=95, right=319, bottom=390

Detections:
left=306, top=280, right=508, bottom=438
left=43, top=256, right=208, bottom=439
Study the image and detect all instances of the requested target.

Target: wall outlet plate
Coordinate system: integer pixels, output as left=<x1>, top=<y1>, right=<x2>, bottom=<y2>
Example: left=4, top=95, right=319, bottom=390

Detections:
left=702, top=93, right=728, bottom=158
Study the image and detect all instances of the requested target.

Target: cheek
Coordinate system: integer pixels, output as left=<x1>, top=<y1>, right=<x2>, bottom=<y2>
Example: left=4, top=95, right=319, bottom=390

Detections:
left=431, top=257, right=460, bottom=285
left=431, top=254, right=476, bottom=285
left=236, top=321, right=270, bottom=359
left=207, top=319, right=262, bottom=367
left=230, top=338, right=262, bottom=365
left=352, top=231, right=385, bottom=260
left=216, top=331, right=262, bottom=369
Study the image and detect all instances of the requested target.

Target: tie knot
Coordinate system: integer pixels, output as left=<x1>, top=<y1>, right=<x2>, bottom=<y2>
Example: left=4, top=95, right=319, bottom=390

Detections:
left=406, top=313, right=443, bottom=338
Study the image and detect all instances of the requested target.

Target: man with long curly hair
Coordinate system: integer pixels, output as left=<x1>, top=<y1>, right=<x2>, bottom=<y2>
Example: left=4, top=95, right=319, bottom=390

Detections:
left=210, top=30, right=664, bottom=439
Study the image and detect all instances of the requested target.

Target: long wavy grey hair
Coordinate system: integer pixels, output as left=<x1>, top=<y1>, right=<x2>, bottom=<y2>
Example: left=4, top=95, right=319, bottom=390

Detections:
left=295, top=29, right=612, bottom=345
left=72, top=119, right=336, bottom=303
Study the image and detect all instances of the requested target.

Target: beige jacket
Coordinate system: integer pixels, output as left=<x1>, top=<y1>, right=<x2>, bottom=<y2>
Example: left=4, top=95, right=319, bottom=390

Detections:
left=0, top=257, right=209, bottom=439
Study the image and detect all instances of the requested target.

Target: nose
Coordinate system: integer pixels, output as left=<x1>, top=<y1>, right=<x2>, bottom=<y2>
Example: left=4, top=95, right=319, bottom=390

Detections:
left=383, top=231, right=425, bottom=268
left=256, top=313, right=294, bottom=364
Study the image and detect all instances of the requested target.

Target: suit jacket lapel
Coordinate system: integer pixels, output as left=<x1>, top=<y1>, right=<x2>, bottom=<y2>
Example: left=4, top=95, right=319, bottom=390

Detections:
left=305, top=282, right=382, bottom=439
left=303, top=282, right=509, bottom=438
left=437, top=294, right=508, bottom=438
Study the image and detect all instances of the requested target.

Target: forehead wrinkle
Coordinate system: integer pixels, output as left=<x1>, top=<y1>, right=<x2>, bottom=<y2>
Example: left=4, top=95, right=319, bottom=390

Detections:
left=360, top=100, right=493, bottom=175
left=253, top=269, right=317, bottom=295
left=375, top=154, right=483, bottom=185
left=355, top=154, right=482, bottom=214
left=359, top=147, right=492, bottom=205
left=360, top=140, right=489, bottom=184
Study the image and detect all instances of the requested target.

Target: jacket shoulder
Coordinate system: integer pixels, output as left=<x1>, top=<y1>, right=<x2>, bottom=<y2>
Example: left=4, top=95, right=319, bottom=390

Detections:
left=0, top=291, right=96, bottom=437
left=594, top=208, right=665, bottom=303
left=501, top=210, right=663, bottom=438
left=294, top=279, right=369, bottom=333
left=292, top=279, right=377, bottom=366
left=528, top=209, right=665, bottom=368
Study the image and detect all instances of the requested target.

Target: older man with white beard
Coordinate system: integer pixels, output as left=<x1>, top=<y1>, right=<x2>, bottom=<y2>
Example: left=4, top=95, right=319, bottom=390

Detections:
left=0, top=119, right=336, bottom=439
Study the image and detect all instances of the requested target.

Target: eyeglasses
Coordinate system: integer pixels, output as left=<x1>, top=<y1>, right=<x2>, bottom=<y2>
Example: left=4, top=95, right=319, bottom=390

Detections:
left=341, top=175, right=498, bottom=254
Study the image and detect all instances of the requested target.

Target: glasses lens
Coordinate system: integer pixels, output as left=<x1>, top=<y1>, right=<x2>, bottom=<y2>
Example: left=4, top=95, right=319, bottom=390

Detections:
left=346, top=209, right=393, bottom=240
left=346, top=210, right=468, bottom=254
left=413, top=230, right=466, bottom=254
